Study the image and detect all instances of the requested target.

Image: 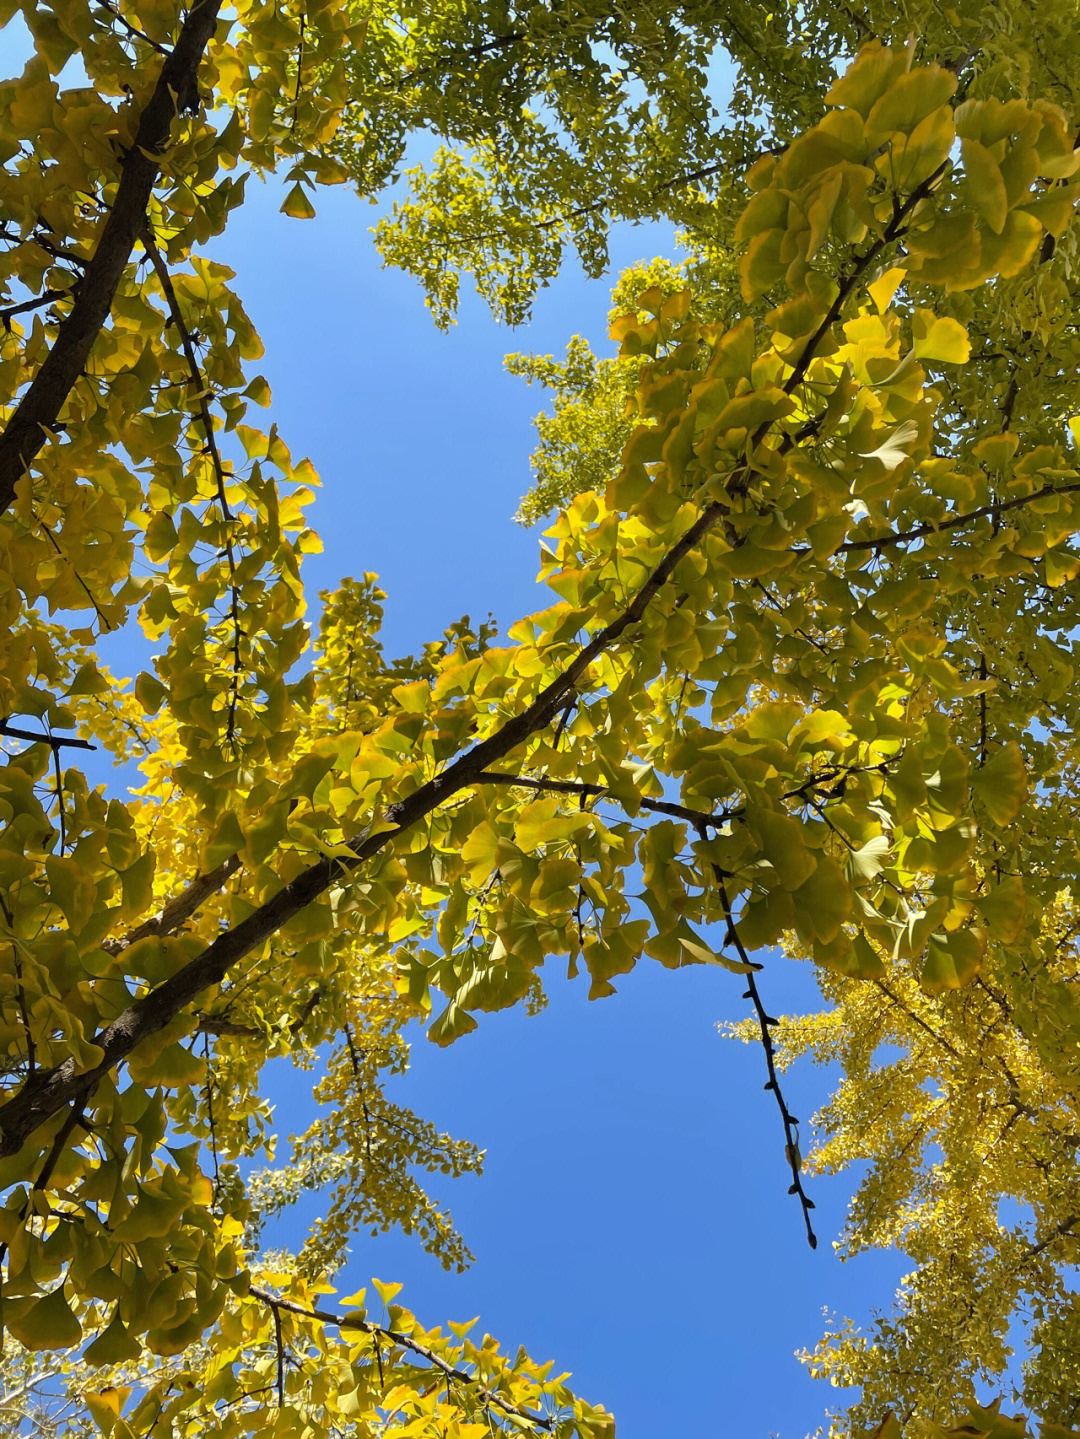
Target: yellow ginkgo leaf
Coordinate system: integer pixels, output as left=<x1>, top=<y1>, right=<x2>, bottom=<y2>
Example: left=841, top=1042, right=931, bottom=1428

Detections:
left=912, top=309, right=971, bottom=364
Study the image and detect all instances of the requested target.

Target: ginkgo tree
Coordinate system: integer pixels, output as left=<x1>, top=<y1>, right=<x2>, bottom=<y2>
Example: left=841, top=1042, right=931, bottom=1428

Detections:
left=3, top=0, right=1080, bottom=1433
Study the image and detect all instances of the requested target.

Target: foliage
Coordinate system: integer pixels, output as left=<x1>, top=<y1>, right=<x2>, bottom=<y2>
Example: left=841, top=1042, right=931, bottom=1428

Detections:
left=2, top=0, right=1080, bottom=1434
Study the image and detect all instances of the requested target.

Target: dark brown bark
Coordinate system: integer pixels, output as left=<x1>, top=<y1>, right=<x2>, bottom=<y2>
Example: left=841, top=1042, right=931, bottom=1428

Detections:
left=0, top=497, right=723, bottom=1155
left=0, top=0, right=223, bottom=517
left=0, top=156, right=951, bottom=1157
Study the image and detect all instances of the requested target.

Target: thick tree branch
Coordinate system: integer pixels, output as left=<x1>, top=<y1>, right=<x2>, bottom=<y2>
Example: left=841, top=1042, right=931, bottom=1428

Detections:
left=0, top=490, right=729, bottom=1154
left=0, top=0, right=223, bottom=518
left=0, top=169, right=931, bottom=1156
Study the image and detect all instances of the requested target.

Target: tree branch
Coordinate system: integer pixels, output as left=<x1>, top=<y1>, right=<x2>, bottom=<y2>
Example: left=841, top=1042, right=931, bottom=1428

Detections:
left=0, top=165, right=931, bottom=1156
left=714, top=870, right=817, bottom=1249
left=473, top=769, right=735, bottom=828
left=103, top=853, right=241, bottom=955
left=0, top=289, right=75, bottom=329
left=248, top=1286, right=554, bottom=1432
left=197, top=984, right=324, bottom=1040
left=0, top=488, right=731, bottom=1153
left=0, top=0, right=224, bottom=517
left=0, top=723, right=95, bottom=751
left=817, top=477, right=1080, bottom=557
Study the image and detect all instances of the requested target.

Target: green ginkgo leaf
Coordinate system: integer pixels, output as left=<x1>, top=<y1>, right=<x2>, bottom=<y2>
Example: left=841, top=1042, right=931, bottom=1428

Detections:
left=84, top=1310, right=142, bottom=1366
left=971, top=741, right=1028, bottom=825
left=8, top=1285, right=82, bottom=1351
left=280, top=182, right=317, bottom=219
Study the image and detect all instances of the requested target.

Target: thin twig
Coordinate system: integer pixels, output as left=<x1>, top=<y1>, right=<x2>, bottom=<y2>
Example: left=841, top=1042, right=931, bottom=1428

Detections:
left=203, top=1032, right=221, bottom=1207
left=51, top=741, right=66, bottom=854
left=714, top=869, right=817, bottom=1249
left=0, top=723, right=94, bottom=751
left=0, top=288, right=74, bottom=328
left=13, top=954, right=34, bottom=1076
left=814, top=477, right=1080, bottom=557
left=36, top=518, right=114, bottom=630
left=140, top=221, right=244, bottom=749
left=250, top=1287, right=554, bottom=1431
left=97, top=0, right=169, bottom=53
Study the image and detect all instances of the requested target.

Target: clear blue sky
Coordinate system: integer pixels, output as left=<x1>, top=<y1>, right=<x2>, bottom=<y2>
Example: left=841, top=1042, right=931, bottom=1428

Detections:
left=213, top=175, right=909, bottom=1437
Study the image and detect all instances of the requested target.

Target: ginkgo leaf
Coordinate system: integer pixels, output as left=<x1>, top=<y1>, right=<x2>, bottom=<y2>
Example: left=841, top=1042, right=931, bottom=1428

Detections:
left=84, top=1387, right=132, bottom=1434
left=971, top=741, right=1027, bottom=824
left=860, top=420, right=920, bottom=470
left=921, top=926, right=985, bottom=993
left=793, top=855, right=852, bottom=943
left=824, top=41, right=907, bottom=117
left=281, top=182, right=317, bottom=219
left=679, top=934, right=757, bottom=974
left=745, top=804, right=817, bottom=890
left=849, top=835, right=892, bottom=882
left=962, top=137, right=1009, bottom=232
left=976, top=875, right=1027, bottom=942
left=864, top=66, right=956, bottom=143
left=84, top=1311, right=142, bottom=1365
left=9, top=1285, right=82, bottom=1350
left=868, top=266, right=905, bottom=313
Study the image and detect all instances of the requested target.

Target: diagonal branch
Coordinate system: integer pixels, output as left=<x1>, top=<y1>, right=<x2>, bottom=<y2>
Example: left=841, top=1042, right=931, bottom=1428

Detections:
left=249, top=1286, right=554, bottom=1432
left=103, top=853, right=242, bottom=955
left=714, top=869, right=818, bottom=1248
left=0, top=164, right=935, bottom=1157
left=0, top=489, right=730, bottom=1155
left=0, top=0, right=223, bottom=517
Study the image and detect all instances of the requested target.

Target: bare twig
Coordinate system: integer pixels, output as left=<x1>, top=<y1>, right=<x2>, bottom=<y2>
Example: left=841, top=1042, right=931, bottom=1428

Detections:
left=713, top=870, right=818, bottom=1249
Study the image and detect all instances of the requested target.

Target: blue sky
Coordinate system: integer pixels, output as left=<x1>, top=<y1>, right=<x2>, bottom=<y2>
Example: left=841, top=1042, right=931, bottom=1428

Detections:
left=214, top=174, right=909, bottom=1437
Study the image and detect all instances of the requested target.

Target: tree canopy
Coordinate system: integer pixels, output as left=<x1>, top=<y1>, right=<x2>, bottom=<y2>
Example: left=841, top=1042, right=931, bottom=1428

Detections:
left=3, top=0, right=1080, bottom=1435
